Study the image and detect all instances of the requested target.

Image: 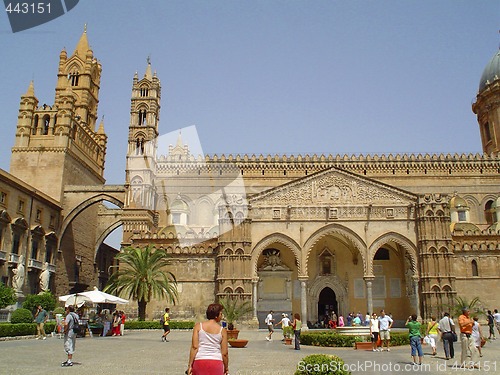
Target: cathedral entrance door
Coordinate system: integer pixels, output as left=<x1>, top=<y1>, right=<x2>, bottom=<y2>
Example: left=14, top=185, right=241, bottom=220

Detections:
left=318, top=287, right=337, bottom=325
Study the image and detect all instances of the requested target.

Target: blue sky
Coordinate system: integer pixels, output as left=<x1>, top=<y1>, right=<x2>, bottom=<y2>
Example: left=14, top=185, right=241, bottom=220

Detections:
left=0, top=1, right=498, bottom=245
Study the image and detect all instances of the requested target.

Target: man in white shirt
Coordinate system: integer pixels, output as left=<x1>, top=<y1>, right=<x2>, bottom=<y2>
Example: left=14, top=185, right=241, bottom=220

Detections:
left=265, top=310, right=274, bottom=341
left=493, top=309, right=500, bottom=335
left=377, top=309, right=393, bottom=351
left=275, top=313, right=291, bottom=341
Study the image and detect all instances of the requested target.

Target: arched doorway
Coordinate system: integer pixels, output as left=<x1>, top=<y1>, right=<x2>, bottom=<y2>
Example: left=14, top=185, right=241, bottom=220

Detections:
left=318, top=287, right=338, bottom=323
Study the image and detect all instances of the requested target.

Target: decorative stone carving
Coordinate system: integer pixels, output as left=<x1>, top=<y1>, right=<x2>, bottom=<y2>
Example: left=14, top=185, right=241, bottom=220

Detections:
left=259, top=249, right=289, bottom=271
left=39, top=262, right=50, bottom=292
left=12, top=255, right=25, bottom=293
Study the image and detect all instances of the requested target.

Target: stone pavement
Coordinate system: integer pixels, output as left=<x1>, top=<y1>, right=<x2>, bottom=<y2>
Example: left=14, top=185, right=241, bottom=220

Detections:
left=0, top=329, right=499, bottom=375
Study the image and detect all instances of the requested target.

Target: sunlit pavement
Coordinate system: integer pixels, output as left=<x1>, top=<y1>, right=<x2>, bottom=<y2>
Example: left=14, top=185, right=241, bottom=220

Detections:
left=0, top=329, right=498, bottom=374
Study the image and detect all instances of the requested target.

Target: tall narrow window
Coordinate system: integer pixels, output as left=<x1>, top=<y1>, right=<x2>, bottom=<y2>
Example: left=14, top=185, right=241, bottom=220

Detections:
left=69, top=72, right=79, bottom=86
left=138, top=110, right=146, bottom=125
left=45, top=243, right=53, bottom=264
left=11, top=232, right=20, bottom=254
left=32, top=115, right=39, bottom=135
left=484, top=200, right=494, bottom=225
left=31, top=239, right=39, bottom=260
left=471, top=260, right=479, bottom=277
left=42, top=115, right=50, bottom=135
left=484, top=122, right=492, bottom=142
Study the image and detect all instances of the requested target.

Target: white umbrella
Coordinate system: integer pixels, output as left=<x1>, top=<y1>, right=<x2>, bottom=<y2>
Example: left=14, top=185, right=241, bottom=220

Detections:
left=79, top=287, right=129, bottom=304
left=59, top=293, right=93, bottom=307
left=59, top=287, right=128, bottom=306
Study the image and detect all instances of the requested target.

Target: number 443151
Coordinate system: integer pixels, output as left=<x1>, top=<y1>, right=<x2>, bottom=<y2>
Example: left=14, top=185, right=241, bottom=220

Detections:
left=5, top=2, right=51, bottom=14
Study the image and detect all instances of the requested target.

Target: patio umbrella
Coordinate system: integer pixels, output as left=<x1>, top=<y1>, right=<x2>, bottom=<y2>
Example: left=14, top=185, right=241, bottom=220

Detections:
left=59, top=293, right=93, bottom=307
left=78, top=287, right=129, bottom=304
left=59, top=288, right=128, bottom=306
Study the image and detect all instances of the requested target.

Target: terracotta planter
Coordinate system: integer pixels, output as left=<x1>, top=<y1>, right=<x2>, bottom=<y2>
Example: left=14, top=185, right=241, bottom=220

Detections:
left=355, top=342, right=373, bottom=350
left=284, top=338, right=293, bottom=345
left=228, top=339, right=248, bottom=348
left=227, top=329, right=239, bottom=340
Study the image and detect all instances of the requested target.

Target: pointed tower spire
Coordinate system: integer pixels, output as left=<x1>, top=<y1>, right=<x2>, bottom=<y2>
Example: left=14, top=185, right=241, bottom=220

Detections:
left=25, top=80, right=35, bottom=97
left=74, top=24, right=90, bottom=56
left=176, top=130, right=183, bottom=147
left=145, top=55, right=152, bottom=79
left=97, top=115, right=105, bottom=134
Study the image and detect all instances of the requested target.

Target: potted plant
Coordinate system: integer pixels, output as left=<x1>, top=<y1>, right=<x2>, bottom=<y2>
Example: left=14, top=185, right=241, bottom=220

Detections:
left=219, top=297, right=252, bottom=340
left=283, top=326, right=294, bottom=345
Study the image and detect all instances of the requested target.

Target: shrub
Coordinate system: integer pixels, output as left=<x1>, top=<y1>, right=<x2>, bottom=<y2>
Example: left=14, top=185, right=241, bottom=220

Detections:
left=22, top=292, right=57, bottom=314
left=124, top=320, right=195, bottom=330
left=0, top=283, right=16, bottom=309
left=10, top=308, right=34, bottom=324
left=295, top=354, right=351, bottom=375
left=300, top=331, right=409, bottom=347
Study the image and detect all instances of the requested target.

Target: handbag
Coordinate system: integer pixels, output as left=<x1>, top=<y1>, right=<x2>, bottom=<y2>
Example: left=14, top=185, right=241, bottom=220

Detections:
left=448, top=318, right=458, bottom=342
left=480, top=337, right=486, bottom=347
left=423, top=335, right=431, bottom=345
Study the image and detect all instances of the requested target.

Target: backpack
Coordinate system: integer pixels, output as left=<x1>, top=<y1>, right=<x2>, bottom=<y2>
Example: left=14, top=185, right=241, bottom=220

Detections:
left=71, top=313, right=81, bottom=334
left=160, top=314, right=165, bottom=326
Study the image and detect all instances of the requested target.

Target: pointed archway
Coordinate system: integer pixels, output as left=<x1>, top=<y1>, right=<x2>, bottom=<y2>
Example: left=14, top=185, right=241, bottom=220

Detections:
left=318, top=287, right=338, bottom=325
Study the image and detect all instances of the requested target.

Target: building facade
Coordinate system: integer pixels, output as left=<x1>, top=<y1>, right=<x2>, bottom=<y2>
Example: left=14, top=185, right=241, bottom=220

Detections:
left=1, top=31, right=500, bottom=325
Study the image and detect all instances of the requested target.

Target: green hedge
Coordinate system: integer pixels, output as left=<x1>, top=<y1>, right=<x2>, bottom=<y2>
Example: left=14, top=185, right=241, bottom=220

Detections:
left=124, top=320, right=195, bottom=330
left=0, top=322, right=56, bottom=337
left=300, top=331, right=410, bottom=347
left=0, top=319, right=194, bottom=338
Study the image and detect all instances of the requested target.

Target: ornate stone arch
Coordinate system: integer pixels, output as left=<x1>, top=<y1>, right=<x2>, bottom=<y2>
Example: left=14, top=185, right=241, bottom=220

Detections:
left=303, top=224, right=367, bottom=275
left=368, top=232, right=418, bottom=275
left=251, top=233, right=301, bottom=276
left=308, top=275, right=349, bottom=317
left=58, top=193, right=124, bottom=252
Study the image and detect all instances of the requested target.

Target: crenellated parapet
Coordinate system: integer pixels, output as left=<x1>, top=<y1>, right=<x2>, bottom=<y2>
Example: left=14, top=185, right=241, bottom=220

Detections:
left=155, top=152, right=500, bottom=178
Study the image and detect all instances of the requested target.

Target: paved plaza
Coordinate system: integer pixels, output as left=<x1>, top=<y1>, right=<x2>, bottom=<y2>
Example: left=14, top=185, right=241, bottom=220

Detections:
left=0, top=329, right=499, bottom=375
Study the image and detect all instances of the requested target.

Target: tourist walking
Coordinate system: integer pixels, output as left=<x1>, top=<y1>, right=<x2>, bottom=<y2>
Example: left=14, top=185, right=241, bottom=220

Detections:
left=161, top=307, right=171, bottom=342
left=275, top=313, right=290, bottom=341
left=377, top=309, right=393, bottom=351
left=406, top=314, right=423, bottom=365
left=472, top=316, right=484, bottom=357
left=111, top=311, right=121, bottom=336
left=486, top=310, right=495, bottom=340
left=34, top=305, right=48, bottom=340
left=187, top=303, right=228, bottom=375
left=292, top=313, right=302, bottom=350
left=493, top=309, right=500, bottom=335
left=61, top=305, right=79, bottom=367
left=437, top=312, right=455, bottom=360
left=120, top=310, right=126, bottom=336
left=265, top=310, right=274, bottom=341
left=458, top=307, right=479, bottom=369
left=369, top=312, right=380, bottom=351
left=425, top=316, right=439, bottom=356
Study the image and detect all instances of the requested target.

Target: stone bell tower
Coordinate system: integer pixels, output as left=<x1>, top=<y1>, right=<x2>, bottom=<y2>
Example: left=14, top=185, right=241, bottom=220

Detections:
left=472, top=47, right=500, bottom=155
left=10, top=26, right=107, bottom=202
left=122, top=59, right=161, bottom=244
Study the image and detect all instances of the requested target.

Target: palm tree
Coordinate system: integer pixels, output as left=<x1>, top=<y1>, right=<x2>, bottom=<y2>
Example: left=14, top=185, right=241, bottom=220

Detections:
left=219, top=297, right=252, bottom=330
left=103, top=245, right=178, bottom=320
left=446, top=296, right=484, bottom=318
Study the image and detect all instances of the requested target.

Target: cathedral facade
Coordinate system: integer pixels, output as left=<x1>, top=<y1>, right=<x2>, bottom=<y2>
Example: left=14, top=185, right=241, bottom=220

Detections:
left=1, top=31, right=500, bottom=325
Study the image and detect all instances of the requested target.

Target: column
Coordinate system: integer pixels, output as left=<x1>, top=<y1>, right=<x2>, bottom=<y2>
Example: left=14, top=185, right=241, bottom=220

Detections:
left=252, top=278, right=258, bottom=319
left=299, top=277, right=308, bottom=327
left=364, top=276, right=375, bottom=315
left=412, top=276, right=421, bottom=319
